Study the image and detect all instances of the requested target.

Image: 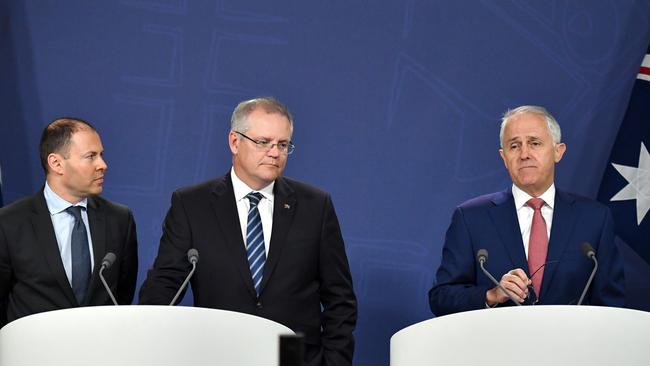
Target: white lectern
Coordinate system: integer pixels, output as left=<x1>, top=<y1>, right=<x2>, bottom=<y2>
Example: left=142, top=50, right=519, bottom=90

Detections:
left=391, top=305, right=650, bottom=366
left=0, top=305, right=294, bottom=366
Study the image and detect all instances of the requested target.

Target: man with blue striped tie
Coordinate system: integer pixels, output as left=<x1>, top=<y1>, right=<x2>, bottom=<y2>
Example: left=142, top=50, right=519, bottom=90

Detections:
left=140, top=97, right=358, bottom=366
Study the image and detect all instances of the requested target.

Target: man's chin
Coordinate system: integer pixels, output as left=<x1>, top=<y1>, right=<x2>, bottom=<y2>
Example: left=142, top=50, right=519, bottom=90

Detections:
left=262, top=173, right=280, bottom=182
left=261, top=163, right=281, bottom=170
left=260, top=165, right=282, bottom=175
left=255, top=171, right=281, bottom=185
left=89, top=187, right=104, bottom=196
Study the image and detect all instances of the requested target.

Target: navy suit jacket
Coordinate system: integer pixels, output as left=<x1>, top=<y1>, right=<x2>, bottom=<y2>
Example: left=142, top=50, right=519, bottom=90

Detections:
left=139, top=173, right=357, bottom=366
left=0, top=190, right=139, bottom=327
left=429, top=187, right=625, bottom=316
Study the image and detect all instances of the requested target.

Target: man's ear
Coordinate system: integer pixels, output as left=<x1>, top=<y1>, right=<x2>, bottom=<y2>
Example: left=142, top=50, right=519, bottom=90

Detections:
left=554, top=143, right=566, bottom=163
left=228, top=132, right=239, bottom=155
left=47, top=153, right=65, bottom=175
left=498, top=148, right=508, bottom=169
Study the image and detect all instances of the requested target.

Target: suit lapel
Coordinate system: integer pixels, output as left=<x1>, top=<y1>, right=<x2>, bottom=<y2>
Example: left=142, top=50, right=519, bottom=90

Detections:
left=260, top=177, right=296, bottom=293
left=489, top=189, right=529, bottom=272
left=539, top=190, right=576, bottom=299
left=209, top=174, right=258, bottom=298
left=85, top=196, right=106, bottom=304
left=31, top=192, right=78, bottom=305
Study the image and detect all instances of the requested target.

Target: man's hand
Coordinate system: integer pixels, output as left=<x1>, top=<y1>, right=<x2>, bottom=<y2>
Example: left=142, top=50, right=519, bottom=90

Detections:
left=486, top=268, right=530, bottom=306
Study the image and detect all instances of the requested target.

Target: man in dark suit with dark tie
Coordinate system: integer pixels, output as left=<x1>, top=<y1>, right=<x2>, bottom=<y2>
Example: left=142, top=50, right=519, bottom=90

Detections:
left=139, top=97, right=357, bottom=366
left=429, top=106, right=625, bottom=316
left=0, top=118, right=138, bottom=327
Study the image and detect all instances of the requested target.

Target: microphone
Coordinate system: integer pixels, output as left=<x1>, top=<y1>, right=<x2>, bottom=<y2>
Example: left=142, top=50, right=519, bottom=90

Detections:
left=476, top=249, right=522, bottom=306
left=577, top=242, right=598, bottom=305
left=99, top=252, right=118, bottom=305
left=169, top=249, right=200, bottom=306
left=188, top=248, right=199, bottom=264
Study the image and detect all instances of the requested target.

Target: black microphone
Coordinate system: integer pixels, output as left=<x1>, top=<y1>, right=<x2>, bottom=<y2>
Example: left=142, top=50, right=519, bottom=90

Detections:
left=476, top=249, right=522, bottom=306
left=169, top=249, right=199, bottom=306
left=577, top=242, right=598, bottom=305
left=99, top=252, right=118, bottom=305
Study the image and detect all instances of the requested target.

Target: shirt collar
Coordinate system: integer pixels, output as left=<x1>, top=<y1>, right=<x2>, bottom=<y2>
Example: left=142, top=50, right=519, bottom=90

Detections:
left=230, top=167, right=275, bottom=203
left=511, top=183, right=555, bottom=210
left=43, top=181, right=88, bottom=215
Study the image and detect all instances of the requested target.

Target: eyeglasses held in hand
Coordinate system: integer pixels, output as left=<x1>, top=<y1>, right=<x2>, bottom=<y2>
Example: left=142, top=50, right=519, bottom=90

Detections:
left=525, top=260, right=559, bottom=305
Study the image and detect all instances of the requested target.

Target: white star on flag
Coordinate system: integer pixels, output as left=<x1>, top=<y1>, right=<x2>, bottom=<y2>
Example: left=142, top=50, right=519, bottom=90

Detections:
left=610, top=142, right=650, bottom=225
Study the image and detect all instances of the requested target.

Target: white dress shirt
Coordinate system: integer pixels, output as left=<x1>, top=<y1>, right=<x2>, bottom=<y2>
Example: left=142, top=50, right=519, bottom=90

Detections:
left=511, top=183, right=555, bottom=258
left=231, top=167, right=274, bottom=254
left=43, top=182, right=95, bottom=284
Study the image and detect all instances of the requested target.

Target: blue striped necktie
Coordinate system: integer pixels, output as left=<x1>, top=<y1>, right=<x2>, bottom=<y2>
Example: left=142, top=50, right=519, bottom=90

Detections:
left=66, top=206, right=91, bottom=304
left=245, top=192, right=266, bottom=296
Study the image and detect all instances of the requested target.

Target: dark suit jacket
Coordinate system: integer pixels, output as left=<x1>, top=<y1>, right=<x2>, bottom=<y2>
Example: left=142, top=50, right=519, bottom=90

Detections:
left=0, top=190, right=138, bottom=327
left=139, top=173, right=357, bottom=366
left=429, top=188, right=625, bottom=316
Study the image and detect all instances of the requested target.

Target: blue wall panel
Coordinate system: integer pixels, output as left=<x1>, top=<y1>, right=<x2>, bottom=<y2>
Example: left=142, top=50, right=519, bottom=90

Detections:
left=1, top=1, right=650, bottom=365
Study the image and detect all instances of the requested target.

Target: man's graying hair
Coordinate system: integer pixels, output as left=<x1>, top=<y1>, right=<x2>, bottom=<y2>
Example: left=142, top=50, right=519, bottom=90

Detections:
left=230, top=97, right=293, bottom=134
left=499, top=105, right=561, bottom=148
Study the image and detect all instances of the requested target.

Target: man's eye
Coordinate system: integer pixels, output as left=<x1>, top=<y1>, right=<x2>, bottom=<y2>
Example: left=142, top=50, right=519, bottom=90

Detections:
left=278, top=142, right=289, bottom=149
left=257, top=140, right=270, bottom=147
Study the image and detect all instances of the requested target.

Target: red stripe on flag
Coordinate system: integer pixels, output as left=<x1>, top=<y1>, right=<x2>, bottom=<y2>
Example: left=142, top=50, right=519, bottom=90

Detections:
left=641, top=66, right=650, bottom=76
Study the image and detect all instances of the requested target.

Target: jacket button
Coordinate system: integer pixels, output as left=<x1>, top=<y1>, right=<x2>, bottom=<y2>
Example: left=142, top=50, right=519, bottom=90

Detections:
left=256, top=301, right=262, bottom=309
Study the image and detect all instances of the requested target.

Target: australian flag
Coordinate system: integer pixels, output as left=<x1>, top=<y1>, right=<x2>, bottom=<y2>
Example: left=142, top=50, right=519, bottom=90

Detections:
left=597, top=44, right=650, bottom=264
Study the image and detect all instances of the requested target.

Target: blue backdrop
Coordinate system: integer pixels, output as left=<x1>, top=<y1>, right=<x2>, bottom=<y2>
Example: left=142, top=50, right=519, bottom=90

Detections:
left=1, top=1, right=650, bottom=365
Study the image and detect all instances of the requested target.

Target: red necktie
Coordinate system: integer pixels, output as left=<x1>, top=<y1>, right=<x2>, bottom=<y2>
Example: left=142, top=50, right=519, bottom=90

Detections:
left=527, top=197, right=548, bottom=297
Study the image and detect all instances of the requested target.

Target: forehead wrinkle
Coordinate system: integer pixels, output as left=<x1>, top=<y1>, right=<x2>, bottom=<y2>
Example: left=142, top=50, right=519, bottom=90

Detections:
left=507, top=134, right=544, bottom=142
left=248, top=130, right=291, bottom=142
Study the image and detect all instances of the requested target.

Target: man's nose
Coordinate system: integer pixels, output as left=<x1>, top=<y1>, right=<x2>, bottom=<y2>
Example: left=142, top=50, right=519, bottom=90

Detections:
left=519, top=144, right=530, bottom=159
left=97, top=156, right=108, bottom=170
left=266, top=144, right=281, bottom=157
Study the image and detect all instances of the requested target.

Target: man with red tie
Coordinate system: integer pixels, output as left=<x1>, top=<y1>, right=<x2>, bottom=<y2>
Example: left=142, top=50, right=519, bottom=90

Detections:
left=429, top=106, right=625, bottom=316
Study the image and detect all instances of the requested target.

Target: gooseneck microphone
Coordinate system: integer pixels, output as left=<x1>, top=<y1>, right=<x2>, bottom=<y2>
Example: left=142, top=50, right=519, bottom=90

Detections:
left=577, top=242, right=598, bottom=305
left=169, top=249, right=200, bottom=306
left=99, top=252, right=118, bottom=305
left=477, top=249, right=522, bottom=306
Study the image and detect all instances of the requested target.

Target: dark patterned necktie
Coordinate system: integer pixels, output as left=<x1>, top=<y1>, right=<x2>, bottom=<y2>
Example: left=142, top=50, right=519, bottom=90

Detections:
left=67, top=206, right=91, bottom=303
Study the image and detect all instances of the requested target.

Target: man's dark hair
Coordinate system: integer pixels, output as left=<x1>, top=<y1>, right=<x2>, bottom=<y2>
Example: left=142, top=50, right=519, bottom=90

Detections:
left=39, top=117, right=97, bottom=174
